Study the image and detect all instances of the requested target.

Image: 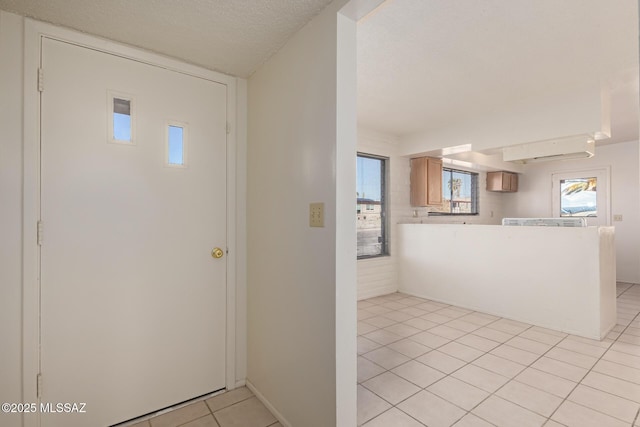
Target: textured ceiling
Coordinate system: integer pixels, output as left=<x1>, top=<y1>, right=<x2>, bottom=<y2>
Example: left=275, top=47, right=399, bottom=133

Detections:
left=357, top=0, right=639, bottom=143
left=0, top=0, right=334, bottom=77
left=1, top=0, right=637, bottom=144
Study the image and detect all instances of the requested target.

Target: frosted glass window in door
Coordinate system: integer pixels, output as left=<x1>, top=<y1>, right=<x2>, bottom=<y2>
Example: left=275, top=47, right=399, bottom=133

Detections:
left=113, top=98, right=132, bottom=142
left=560, top=177, right=597, bottom=217
left=168, top=125, right=185, bottom=166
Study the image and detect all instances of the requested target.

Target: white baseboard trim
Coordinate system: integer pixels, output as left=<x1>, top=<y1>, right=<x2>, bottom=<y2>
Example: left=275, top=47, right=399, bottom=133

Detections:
left=357, top=285, right=397, bottom=301
left=245, top=379, right=292, bottom=427
left=235, top=379, right=246, bottom=388
left=399, top=288, right=605, bottom=341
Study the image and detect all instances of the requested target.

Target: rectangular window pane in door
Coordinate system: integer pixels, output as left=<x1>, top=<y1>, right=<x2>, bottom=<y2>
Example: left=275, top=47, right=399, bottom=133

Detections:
left=560, top=177, right=597, bottom=217
left=168, top=125, right=185, bottom=166
left=113, top=98, right=131, bottom=142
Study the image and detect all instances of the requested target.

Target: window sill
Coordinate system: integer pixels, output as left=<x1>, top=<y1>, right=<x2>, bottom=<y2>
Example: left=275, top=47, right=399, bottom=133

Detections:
left=357, top=253, right=390, bottom=261
left=427, top=212, right=479, bottom=216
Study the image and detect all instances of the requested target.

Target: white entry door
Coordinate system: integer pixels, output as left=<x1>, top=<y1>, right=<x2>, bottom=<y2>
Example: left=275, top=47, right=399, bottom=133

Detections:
left=552, top=168, right=610, bottom=226
left=40, top=38, right=227, bottom=426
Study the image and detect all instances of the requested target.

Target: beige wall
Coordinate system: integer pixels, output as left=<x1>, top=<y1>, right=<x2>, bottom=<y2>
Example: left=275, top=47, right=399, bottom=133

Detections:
left=0, top=11, right=24, bottom=427
left=247, top=0, right=356, bottom=425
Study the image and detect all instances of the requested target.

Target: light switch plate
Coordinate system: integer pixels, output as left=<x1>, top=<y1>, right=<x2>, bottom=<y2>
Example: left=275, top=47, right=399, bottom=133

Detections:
left=613, top=214, right=623, bottom=222
left=310, top=202, right=324, bottom=227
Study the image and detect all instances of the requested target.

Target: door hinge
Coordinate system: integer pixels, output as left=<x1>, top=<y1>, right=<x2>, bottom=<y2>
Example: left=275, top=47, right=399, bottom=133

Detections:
left=36, top=373, right=42, bottom=399
left=226, top=122, right=231, bottom=135
left=38, top=68, right=44, bottom=92
left=37, top=220, right=43, bottom=246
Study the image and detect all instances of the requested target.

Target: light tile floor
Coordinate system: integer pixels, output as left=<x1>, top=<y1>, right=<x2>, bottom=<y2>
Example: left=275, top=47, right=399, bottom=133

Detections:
left=358, top=282, right=640, bottom=427
left=126, top=387, right=281, bottom=427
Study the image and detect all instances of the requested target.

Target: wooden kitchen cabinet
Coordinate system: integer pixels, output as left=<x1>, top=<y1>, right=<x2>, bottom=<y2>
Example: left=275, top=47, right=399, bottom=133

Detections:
left=487, top=171, right=518, bottom=192
left=410, top=156, right=443, bottom=206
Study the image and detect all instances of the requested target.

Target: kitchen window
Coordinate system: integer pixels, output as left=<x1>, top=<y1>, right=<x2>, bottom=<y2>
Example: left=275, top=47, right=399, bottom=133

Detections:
left=357, top=153, right=388, bottom=258
left=432, top=168, right=479, bottom=215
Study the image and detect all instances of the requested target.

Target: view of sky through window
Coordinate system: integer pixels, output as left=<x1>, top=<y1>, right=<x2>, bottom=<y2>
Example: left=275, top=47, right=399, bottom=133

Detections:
left=560, top=177, right=597, bottom=216
left=113, top=97, right=131, bottom=142
left=168, top=125, right=184, bottom=165
left=356, top=154, right=387, bottom=258
left=356, top=156, right=382, bottom=201
left=113, top=113, right=131, bottom=141
left=440, top=168, right=477, bottom=214
left=443, top=170, right=472, bottom=201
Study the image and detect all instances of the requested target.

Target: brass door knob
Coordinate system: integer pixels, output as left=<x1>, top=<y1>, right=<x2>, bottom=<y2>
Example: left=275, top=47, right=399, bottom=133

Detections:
left=211, top=248, right=224, bottom=259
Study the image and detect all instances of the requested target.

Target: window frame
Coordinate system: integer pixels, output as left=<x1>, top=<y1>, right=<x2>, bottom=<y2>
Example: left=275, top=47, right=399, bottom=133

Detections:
left=356, top=152, right=389, bottom=259
left=429, top=167, right=479, bottom=216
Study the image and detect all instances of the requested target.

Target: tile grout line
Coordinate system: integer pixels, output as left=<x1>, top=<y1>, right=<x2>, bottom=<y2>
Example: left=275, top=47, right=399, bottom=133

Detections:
left=359, top=285, right=640, bottom=426
left=536, top=285, right=640, bottom=424
left=387, top=302, right=578, bottom=425
left=357, top=295, right=435, bottom=425
left=426, top=321, right=540, bottom=426
left=170, top=388, right=260, bottom=427
left=363, top=295, right=542, bottom=426
left=452, top=323, right=572, bottom=426
left=543, top=286, right=640, bottom=425
left=361, top=293, right=566, bottom=425
left=175, top=413, right=217, bottom=427
left=456, top=287, right=639, bottom=425
left=359, top=294, right=505, bottom=426
left=613, top=283, right=640, bottom=335
left=117, top=389, right=226, bottom=427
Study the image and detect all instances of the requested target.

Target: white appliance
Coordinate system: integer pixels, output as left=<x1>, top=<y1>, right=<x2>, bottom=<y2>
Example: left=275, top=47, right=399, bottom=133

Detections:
left=502, top=217, right=587, bottom=227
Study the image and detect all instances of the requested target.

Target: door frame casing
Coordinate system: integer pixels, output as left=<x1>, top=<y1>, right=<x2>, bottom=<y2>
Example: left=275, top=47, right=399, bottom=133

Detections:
left=22, top=19, right=240, bottom=426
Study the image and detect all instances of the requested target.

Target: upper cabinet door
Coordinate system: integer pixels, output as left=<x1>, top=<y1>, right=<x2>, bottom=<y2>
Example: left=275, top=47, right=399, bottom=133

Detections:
left=426, top=157, right=443, bottom=205
left=487, top=171, right=518, bottom=192
left=410, top=157, right=426, bottom=206
left=509, top=173, right=518, bottom=192
left=410, top=156, right=443, bottom=206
